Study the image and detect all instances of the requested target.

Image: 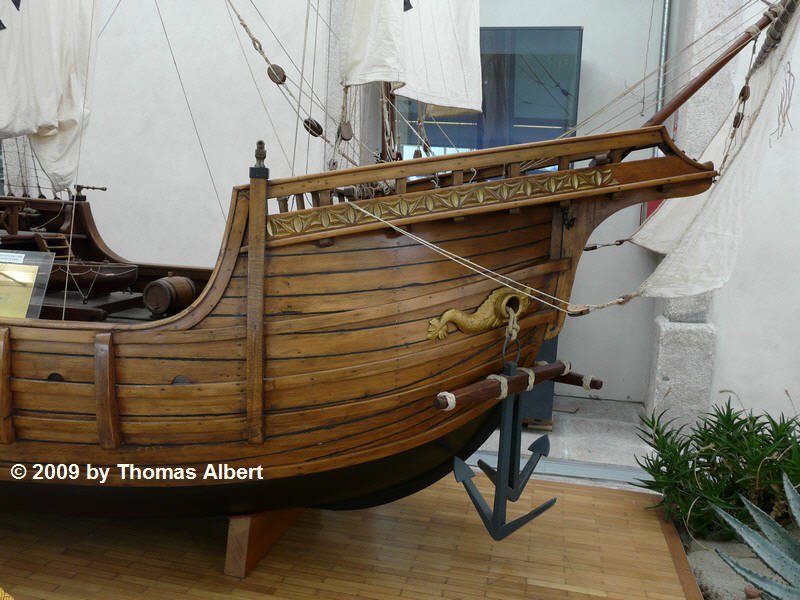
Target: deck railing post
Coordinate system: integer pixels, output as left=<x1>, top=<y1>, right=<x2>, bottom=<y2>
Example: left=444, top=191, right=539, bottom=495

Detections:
left=0, top=328, right=14, bottom=443
left=94, top=332, right=121, bottom=449
left=246, top=143, right=269, bottom=443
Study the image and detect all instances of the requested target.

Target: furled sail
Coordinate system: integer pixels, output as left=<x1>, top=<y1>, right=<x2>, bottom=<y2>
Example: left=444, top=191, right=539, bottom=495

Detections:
left=339, top=0, right=482, bottom=113
left=633, top=12, right=799, bottom=298
left=0, top=0, right=99, bottom=192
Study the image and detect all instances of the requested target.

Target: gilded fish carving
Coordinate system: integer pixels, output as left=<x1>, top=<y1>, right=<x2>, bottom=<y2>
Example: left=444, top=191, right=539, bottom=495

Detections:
left=427, top=287, right=533, bottom=340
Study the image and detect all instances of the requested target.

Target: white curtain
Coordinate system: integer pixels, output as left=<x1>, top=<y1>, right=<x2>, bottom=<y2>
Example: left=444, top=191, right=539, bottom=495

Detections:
left=339, top=0, right=482, bottom=113
left=0, top=0, right=99, bottom=192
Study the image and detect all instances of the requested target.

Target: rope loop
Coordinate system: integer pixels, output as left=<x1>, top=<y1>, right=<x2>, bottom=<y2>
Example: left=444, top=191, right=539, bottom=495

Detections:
left=559, top=360, right=572, bottom=376
left=437, top=391, right=457, bottom=411
left=746, top=24, right=763, bottom=39
left=518, top=367, right=536, bottom=391
left=765, top=4, right=782, bottom=21
left=582, top=374, right=595, bottom=391
left=486, top=374, right=510, bottom=399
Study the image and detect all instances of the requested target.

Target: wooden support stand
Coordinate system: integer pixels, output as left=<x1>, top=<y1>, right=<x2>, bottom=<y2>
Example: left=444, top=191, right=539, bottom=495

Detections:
left=224, top=508, right=303, bottom=578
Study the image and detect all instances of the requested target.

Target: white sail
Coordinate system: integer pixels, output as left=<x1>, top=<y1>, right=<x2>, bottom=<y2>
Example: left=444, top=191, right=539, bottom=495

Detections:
left=633, top=14, right=799, bottom=298
left=339, top=0, right=482, bottom=113
left=0, top=0, right=99, bottom=192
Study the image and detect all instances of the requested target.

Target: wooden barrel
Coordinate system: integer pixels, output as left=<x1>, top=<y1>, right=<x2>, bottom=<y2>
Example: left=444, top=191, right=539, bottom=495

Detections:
left=143, top=276, right=197, bottom=316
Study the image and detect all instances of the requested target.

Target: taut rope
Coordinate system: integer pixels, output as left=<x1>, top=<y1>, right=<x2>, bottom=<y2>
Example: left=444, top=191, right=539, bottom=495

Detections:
left=348, top=202, right=637, bottom=317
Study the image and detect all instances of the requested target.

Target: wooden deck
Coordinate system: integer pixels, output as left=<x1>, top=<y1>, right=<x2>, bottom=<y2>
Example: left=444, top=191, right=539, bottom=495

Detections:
left=0, top=477, right=700, bottom=599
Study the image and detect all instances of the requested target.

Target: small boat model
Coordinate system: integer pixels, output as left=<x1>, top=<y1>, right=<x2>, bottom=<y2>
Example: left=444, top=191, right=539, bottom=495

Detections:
left=0, top=0, right=792, bottom=530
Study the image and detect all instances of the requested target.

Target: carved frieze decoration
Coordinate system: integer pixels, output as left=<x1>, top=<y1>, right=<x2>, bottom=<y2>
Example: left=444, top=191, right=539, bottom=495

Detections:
left=265, top=168, right=618, bottom=240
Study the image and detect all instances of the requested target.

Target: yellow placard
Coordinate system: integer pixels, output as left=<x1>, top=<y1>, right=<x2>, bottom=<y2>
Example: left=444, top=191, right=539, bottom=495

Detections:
left=0, top=263, right=39, bottom=318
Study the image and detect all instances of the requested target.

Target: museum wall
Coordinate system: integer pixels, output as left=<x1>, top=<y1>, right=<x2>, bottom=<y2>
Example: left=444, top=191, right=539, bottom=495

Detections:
left=81, top=0, right=335, bottom=267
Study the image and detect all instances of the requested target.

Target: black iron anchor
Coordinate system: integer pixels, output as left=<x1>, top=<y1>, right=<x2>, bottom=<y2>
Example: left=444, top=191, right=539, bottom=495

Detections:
left=452, top=362, right=556, bottom=540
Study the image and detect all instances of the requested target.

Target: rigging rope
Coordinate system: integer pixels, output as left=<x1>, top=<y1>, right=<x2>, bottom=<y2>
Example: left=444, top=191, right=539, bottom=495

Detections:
left=0, top=141, right=8, bottom=195
left=14, top=138, right=27, bottom=197
left=532, top=0, right=764, bottom=149
left=330, top=87, right=350, bottom=169
left=28, top=138, right=44, bottom=198
left=518, top=3, right=769, bottom=172
left=291, top=0, right=313, bottom=177
left=62, top=0, right=97, bottom=320
left=98, top=0, right=123, bottom=38
left=423, top=105, right=460, bottom=152
left=153, top=0, right=225, bottom=219
left=241, top=0, right=370, bottom=164
left=227, top=0, right=362, bottom=168
left=305, top=0, right=322, bottom=175
left=229, top=0, right=765, bottom=182
left=642, top=0, right=658, bottom=116
left=347, top=201, right=633, bottom=317
left=324, top=0, right=335, bottom=170
left=347, top=201, right=572, bottom=313
left=223, top=0, right=292, bottom=170
left=384, top=95, right=431, bottom=156
left=720, top=38, right=760, bottom=173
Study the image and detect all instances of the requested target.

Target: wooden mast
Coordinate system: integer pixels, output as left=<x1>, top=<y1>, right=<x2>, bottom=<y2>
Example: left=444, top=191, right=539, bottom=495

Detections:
left=380, top=82, right=399, bottom=162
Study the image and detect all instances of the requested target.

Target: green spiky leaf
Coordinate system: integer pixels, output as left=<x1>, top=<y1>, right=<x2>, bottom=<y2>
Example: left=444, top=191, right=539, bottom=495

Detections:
left=741, top=496, right=800, bottom=564
left=785, top=474, right=800, bottom=527
left=718, top=551, right=800, bottom=600
left=713, top=506, right=800, bottom=587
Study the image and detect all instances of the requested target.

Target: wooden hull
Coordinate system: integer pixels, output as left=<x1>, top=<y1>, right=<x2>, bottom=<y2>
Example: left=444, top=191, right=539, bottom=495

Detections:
left=0, top=408, right=497, bottom=516
left=0, top=126, right=715, bottom=515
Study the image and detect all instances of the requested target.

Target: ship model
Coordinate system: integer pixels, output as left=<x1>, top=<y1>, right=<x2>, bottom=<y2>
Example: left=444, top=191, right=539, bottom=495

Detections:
left=0, top=0, right=794, bottom=543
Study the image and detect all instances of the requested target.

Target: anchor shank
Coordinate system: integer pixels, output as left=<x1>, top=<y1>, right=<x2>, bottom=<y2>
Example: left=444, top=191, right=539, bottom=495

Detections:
left=492, top=394, right=515, bottom=527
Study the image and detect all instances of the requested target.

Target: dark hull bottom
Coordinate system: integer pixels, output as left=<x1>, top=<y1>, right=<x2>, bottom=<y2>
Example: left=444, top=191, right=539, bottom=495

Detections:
left=0, top=410, right=499, bottom=517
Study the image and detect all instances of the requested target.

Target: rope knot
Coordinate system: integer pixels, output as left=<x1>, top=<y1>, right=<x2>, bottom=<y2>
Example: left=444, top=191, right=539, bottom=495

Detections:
left=504, top=306, right=520, bottom=343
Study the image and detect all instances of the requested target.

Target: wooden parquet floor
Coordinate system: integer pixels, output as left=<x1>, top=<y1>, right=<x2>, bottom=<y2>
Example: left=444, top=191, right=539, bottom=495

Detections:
left=0, top=477, right=700, bottom=600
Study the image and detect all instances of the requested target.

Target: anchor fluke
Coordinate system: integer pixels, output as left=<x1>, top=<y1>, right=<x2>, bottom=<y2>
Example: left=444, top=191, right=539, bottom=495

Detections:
left=528, top=434, right=550, bottom=456
left=495, top=497, right=557, bottom=540
left=508, top=434, right=551, bottom=502
left=476, top=459, right=497, bottom=484
left=453, top=456, right=476, bottom=483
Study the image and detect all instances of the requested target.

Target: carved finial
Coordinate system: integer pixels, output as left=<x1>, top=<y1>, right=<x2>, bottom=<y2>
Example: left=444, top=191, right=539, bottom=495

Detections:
left=254, top=140, right=266, bottom=168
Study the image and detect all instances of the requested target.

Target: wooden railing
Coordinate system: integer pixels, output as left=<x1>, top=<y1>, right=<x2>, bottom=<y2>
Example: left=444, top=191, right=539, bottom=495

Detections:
left=265, top=127, right=675, bottom=214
